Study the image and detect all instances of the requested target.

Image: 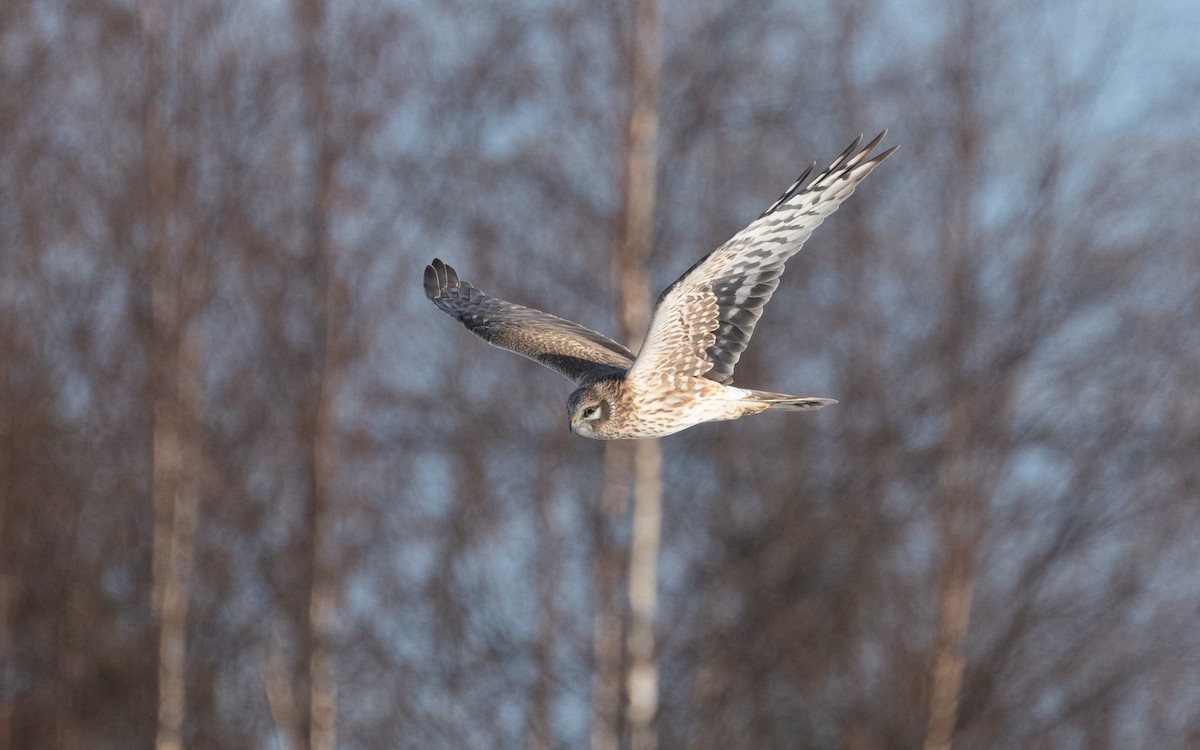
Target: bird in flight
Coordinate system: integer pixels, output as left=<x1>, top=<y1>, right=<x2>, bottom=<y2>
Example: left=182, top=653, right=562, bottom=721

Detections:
left=425, top=132, right=895, bottom=439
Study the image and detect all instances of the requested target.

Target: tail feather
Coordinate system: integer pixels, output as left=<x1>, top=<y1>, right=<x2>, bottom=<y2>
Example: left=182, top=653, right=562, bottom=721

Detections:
left=749, top=390, right=838, bottom=412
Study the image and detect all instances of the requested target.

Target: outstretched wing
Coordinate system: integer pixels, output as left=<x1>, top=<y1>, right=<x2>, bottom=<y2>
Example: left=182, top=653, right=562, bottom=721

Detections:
left=424, top=258, right=634, bottom=384
left=629, top=132, right=896, bottom=385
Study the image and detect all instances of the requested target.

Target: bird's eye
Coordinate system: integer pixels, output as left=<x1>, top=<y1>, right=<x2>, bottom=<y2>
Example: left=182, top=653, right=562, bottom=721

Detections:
left=583, top=406, right=598, bottom=419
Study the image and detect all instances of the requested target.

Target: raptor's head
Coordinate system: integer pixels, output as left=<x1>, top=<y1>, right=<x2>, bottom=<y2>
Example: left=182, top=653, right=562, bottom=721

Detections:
left=567, top=379, right=622, bottom=439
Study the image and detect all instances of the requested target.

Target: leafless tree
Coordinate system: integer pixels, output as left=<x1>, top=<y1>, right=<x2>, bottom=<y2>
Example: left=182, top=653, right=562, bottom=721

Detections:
left=1, top=0, right=1198, bottom=748
left=610, top=0, right=664, bottom=748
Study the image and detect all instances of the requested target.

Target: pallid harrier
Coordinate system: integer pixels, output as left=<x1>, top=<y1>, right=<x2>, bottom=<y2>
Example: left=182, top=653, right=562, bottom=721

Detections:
left=425, top=132, right=895, bottom=439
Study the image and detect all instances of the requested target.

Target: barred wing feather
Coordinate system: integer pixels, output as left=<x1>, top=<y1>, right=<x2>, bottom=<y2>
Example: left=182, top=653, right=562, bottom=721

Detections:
left=628, top=132, right=896, bottom=385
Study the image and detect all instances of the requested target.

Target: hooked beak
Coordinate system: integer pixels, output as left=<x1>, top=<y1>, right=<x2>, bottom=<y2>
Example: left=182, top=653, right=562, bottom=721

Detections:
left=568, top=416, right=577, bottom=434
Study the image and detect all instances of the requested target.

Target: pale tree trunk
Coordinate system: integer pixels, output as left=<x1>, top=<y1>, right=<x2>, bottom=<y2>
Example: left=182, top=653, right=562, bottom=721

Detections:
left=0, top=581, right=8, bottom=747
left=922, top=520, right=974, bottom=750
left=140, top=0, right=175, bottom=627
left=526, top=437, right=567, bottom=750
left=57, top=531, right=87, bottom=750
left=295, top=1, right=339, bottom=747
left=616, top=0, right=663, bottom=748
left=156, top=298, right=203, bottom=750
left=0, top=346, right=11, bottom=750
left=591, top=0, right=665, bottom=731
left=922, top=7, right=988, bottom=743
left=140, top=4, right=203, bottom=750
left=263, top=639, right=304, bottom=750
left=590, top=446, right=629, bottom=750
left=625, top=443, right=662, bottom=750
left=307, top=314, right=339, bottom=750
left=922, top=400, right=978, bottom=750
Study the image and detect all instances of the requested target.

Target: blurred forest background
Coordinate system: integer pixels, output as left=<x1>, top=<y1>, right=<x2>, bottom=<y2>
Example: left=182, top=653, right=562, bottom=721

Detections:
left=2, top=0, right=1200, bottom=748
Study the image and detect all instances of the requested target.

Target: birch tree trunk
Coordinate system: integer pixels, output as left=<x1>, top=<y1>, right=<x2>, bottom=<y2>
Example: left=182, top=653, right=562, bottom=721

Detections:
left=140, top=4, right=203, bottom=749
left=527, top=437, right=567, bottom=750
left=0, top=335, right=12, bottom=750
left=306, top=305, right=339, bottom=750
left=295, top=1, right=340, bottom=747
left=590, top=446, right=629, bottom=750
left=923, top=15, right=984, bottom=739
left=591, top=0, right=662, bottom=743
left=617, top=1, right=662, bottom=748
left=922, top=402, right=977, bottom=750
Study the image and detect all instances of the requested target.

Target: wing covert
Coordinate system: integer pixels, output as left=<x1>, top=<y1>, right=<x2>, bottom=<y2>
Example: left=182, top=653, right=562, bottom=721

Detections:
left=424, top=259, right=634, bottom=384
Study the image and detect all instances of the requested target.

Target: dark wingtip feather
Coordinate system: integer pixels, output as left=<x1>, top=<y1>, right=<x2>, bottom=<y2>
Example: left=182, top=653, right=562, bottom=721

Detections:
left=863, top=130, right=887, bottom=153
left=838, top=134, right=864, bottom=163
left=760, top=161, right=818, bottom=218
left=424, top=258, right=463, bottom=303
left=423, top=260, right=442, bottom=300
left=760, top=131, right=896, bottom=217
left=833, top=132, right=897, bottom=182
left=796, top=161, right=816, bottom=188
left=875, top=143, right=900, bottom=163
left=424, top=262, right=439, bottom=298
